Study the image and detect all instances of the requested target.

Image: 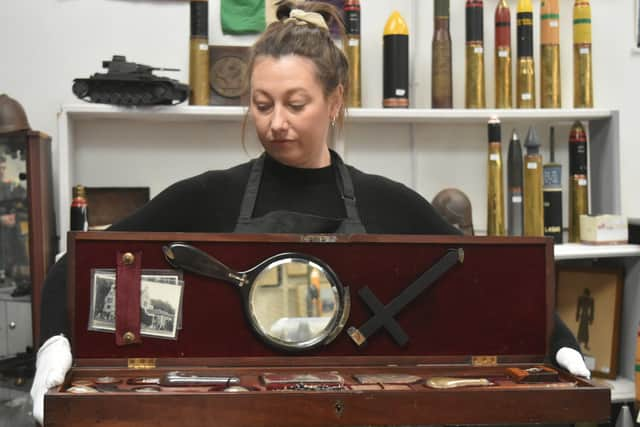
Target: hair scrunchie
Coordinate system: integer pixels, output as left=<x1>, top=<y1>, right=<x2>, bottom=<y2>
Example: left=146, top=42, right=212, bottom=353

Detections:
left=284, top=9, right=328, bottom=30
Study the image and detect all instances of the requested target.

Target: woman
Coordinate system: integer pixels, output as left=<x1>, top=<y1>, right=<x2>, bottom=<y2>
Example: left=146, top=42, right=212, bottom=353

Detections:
left=31, top=2, right=589, bottom=424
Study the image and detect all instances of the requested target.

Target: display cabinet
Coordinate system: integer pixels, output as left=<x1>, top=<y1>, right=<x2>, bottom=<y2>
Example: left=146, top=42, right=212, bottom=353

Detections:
left=0, top=130, right=56, bottom=352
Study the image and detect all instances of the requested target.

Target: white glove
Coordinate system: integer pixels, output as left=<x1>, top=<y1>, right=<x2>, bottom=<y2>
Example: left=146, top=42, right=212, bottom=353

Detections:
left=555, top=346, right=591, bottom=379
left=30, top=334, right=73, bottom=425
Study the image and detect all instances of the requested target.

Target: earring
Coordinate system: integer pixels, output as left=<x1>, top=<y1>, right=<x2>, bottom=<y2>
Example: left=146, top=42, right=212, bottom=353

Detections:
left=330, top=116, right=336, bottom=128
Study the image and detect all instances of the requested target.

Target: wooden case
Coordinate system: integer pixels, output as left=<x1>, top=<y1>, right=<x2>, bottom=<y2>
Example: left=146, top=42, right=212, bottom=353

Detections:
left=45, top=232, right=610, bottom=426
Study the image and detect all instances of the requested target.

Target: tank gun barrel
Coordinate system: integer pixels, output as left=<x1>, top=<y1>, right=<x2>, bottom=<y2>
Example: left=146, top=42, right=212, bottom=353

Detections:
left=101, top=55, right=180, bottom=73
left=152, top=67, right=180, bottom=72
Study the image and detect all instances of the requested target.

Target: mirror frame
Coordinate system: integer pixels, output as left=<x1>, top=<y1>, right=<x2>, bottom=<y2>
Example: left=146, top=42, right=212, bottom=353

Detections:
left=240, top=252, right=349, bottom=353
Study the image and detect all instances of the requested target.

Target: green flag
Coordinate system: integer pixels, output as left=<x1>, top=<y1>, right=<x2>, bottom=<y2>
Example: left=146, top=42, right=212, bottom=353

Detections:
left=221, top=0, right=266, bottom=34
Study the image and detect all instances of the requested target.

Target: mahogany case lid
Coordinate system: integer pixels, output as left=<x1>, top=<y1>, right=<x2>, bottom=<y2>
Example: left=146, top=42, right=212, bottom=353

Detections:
left=68, top=232, right=554, bottom=364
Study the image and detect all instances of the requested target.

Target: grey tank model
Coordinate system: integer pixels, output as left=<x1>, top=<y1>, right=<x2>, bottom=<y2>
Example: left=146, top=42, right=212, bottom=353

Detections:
left=72, top=55, right=190, bottom=106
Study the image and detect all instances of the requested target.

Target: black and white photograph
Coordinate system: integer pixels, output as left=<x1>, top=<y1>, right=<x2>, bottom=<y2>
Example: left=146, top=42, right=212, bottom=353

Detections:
left=88, top=269, right=183, bottom=339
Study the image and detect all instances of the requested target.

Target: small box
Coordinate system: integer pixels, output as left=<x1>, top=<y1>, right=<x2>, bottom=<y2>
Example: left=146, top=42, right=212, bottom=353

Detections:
left=580, top=214, right=629, bottom=244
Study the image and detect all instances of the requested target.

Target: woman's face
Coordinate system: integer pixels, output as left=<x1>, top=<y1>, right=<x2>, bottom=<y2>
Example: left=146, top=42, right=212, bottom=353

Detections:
left=250, top=55, right=341, bottom=168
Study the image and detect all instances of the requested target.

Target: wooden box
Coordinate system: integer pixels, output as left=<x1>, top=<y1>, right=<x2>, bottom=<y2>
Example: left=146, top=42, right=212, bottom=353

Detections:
left=44, top=232, right=610, bottom=426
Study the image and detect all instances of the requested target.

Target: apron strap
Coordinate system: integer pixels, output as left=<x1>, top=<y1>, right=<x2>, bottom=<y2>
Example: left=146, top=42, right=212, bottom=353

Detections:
left=330, top=150, right=362, bottom=226
left=235, top=150, right=364, bottom=229
left=236, top=153, right=266, bottom=225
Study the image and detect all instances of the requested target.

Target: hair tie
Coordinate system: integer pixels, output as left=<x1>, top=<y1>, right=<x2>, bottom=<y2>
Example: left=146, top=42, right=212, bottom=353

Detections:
left=284, top=9, right=328, bottom=30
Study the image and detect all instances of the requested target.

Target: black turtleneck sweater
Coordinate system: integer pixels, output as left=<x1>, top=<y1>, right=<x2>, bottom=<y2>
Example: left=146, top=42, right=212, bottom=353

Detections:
left=39, top=155, right=579, bottom=359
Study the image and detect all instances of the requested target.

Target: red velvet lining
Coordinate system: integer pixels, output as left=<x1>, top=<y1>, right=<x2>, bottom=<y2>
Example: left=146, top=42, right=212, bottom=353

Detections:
left=72, top=237, right=549, bottom=359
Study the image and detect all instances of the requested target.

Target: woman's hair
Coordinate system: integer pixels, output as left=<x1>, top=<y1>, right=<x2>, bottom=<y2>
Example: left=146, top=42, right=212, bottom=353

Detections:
left=241, top=1, right=349, bottom=152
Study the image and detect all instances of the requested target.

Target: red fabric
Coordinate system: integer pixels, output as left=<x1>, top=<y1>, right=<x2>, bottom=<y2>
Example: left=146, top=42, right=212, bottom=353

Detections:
left=115, top=251, right=142, bottom=346
left=73, top=238, right=549, bottom=359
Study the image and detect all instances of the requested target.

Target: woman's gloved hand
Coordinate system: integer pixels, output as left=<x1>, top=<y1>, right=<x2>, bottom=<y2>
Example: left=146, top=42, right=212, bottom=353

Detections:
left=30, top=334, right=72, bottom=425
left=555, top=346, right=591, bottom=378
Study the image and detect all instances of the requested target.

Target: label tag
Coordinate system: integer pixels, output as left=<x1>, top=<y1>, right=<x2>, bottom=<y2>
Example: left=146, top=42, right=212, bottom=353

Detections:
left=579, top=178, right=588, bottom=186
left=527, top=162, right=538, bottom=169
left=489, top=153, right=500, bottom=161
left=474, top=46, right=484, bottom=54
left=348, top=38, right=359, bottom=47
left=521, top=93, right=532, bottom=101
left=580, top=47, right=590, bottom=55
left=512, top=195, right=522, bottom=203
left=550, top=20, right=559, bottom=28
left=199, top=43, right=208, bottom=51
left=498, top=49, right=509, bottom=58
left=395, top=89, right=406, bottom=96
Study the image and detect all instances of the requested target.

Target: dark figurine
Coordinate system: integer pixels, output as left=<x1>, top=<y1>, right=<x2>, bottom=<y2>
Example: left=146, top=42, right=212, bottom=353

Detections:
left=72, top=55, right=190, bottom=106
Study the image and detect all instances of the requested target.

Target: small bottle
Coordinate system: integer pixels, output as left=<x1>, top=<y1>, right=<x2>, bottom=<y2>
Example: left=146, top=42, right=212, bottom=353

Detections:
left=70, top=185, right=89, bottom=231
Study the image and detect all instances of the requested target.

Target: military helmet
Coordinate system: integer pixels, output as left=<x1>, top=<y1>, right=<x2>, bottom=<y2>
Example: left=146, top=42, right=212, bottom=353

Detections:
left=0, top=94, right=31, bottom=134
left=431, top=188, right=474, bottom=236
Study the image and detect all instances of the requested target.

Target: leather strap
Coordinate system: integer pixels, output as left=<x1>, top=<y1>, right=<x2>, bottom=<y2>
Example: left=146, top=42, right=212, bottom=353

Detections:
left=115, top=251, right=143, bottom=346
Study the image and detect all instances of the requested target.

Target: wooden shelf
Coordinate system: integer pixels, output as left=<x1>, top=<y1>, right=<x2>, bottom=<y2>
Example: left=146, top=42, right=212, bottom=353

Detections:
left=554, top=243, right=640, bottom=260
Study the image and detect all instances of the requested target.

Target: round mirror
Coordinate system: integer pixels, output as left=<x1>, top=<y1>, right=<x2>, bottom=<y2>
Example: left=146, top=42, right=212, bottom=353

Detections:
left=163, top=244, right=349, bottom=352
left=248, top=257, right=343, bottom=350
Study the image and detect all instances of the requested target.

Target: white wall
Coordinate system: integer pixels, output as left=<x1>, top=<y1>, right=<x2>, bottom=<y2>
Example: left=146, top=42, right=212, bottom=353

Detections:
left=1, top=0, right=639, bottom=222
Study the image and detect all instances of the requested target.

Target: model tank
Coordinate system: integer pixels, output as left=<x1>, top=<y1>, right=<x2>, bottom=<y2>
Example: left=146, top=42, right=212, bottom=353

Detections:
left=72, top=55, right=190, bottom=106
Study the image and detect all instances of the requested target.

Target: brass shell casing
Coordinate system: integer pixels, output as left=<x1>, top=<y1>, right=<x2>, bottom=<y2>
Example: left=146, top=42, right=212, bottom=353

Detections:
left=516, top=57, right=536, bottom=108
left=189, top=37, right=210, bottom=105
left=487, top=142, right=506, bottom=236
left=432, top=39, right=453, bottom=108
left=495, top=47, right=512, bottom=109
left=465, top=43, right=486, bottom=108
left=345, top=35, right=362, bottom=108
left=523, top=154, right=544, bottom=236
left=573, top=44, right=593, bottom=108
left=569, top=174, right=588, bottom=242
left=541, top=45, right=561, bottom=108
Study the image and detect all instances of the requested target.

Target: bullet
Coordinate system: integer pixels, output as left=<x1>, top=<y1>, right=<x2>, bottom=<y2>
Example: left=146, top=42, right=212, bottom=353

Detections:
left=573, top=1, right=593, bottom=108
left=465, top=0, right=486, bottom=108
left=189, top=0, right=210, bottom=105
left=543, top=127, right=563, bottom=243
left=487, top=117, right=505, bottom=236
left=516, top=0, right=536, bottom=108
left=507, top=129, right=523, bottom=236
left=495, top=0, right=512, bottom=109
left=383, top=11, right=409, bottom=108
left=344, top=0, right=361, bottom=108
left=569, top=121, right=589, bottom=242
left=541, top=0, right=562, bottom=108
left=523, top=126, right=544, bottom=236
left=432, top=0, right=453, bottom=108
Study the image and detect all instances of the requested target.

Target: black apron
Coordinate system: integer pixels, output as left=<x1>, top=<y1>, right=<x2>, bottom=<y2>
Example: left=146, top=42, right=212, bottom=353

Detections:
left=233, top=151, right=366, bottom=234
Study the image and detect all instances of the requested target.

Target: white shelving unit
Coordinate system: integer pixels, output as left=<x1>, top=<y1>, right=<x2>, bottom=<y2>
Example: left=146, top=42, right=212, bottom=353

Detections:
left=58, top=103, right=613, bottom=124
left=56, top=103, right=636, bottom=403
left=554, top=243, right=640, bottom=261
left=56, top=103, right=619, bottom=248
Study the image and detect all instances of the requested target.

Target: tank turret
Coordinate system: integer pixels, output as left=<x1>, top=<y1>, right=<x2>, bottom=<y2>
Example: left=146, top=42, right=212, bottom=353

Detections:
left=72, top=55, right=190, bottom=106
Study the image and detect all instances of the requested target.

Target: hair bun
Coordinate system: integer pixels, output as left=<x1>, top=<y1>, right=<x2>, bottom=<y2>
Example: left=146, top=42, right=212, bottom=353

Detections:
left=275, top=1, right=294, bottom=22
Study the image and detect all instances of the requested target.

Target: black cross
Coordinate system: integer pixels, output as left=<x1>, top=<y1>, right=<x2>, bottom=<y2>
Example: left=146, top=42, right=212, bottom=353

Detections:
left=347, top=248, right=463, bottom=347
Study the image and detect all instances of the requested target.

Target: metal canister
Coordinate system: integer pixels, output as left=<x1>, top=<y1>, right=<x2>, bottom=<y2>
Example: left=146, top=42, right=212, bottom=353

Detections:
left=344, top=0, right=361, bottom=108
left=465, top=0, right=486, bottom=109
left=189, top=0, right=210, bottom=105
